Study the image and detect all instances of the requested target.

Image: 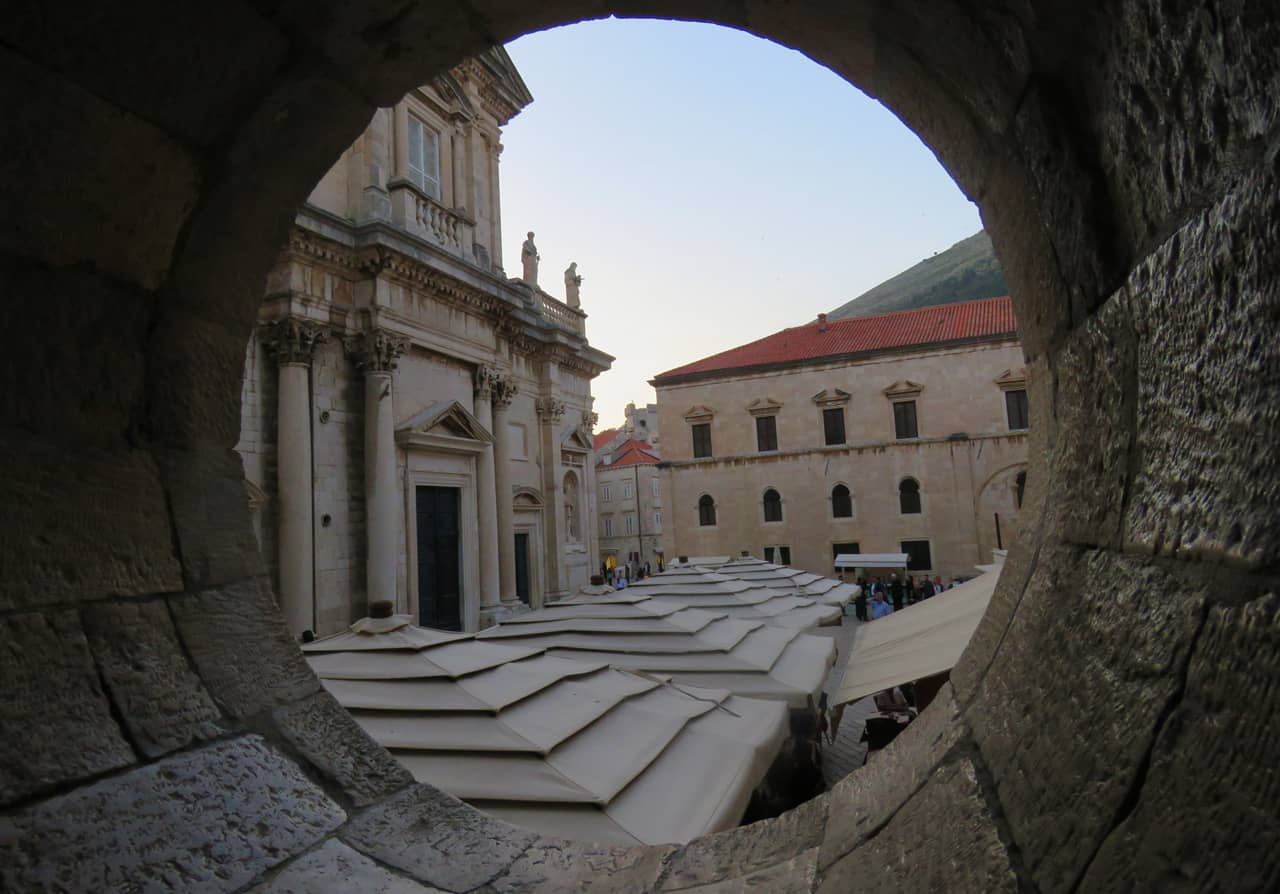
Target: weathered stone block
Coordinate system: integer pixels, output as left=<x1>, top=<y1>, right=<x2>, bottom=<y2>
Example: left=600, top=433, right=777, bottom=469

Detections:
left=0, top=610, right=135, bottom=805
left=818, top=685, right=965, bottom=870
left=1125, top=161, right=1280, bottom=568
left=0, top=735, right=345, bottom=893
left=169, top=579, right=319, bottom=719
left=965, top=546, right=1208, bottom=891
left=483, top=840, right=675, bottom=894
left=668, top=848, right=817, bottom=894
left=154, top=445, right=266, bottom=588
left=1077, top=592, right=1280, bottom=891
left=83, top=599, right=224, bottom=758
left=250, top=839, right=445, bottom=893
left=342, top=784, right=538, bottom=892
left=818, top=759, right=1017, bottom=893
left=662, top=793, right=826, bottom=890
left=272, top=690, right=412, bottom=806
left=0, top=435, right=183, bottom=611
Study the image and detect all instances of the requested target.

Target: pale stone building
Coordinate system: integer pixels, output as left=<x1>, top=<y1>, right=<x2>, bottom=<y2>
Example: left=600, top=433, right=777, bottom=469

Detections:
left=237, top=48, right=612, bottom=637
left=596, top=437, right=666, bottom=575
left=651, top=298, right=1028, bottom=581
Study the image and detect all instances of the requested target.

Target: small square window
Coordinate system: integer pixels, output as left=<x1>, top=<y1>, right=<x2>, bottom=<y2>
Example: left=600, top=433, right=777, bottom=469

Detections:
left=822, top=408, right=846, bottom=446
left=756, top=415, right=778, bottom=452
left=893, top=401, right=919, bottom=439
left=901, top=539, right=932, bottom=571
left=1006, top=389, right=1030, bottom=430
left=692, top=423, right=712, bottom=459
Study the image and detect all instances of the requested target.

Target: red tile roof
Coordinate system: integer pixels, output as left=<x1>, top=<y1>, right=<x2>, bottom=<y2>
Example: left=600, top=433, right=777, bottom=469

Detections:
left=593, top=429, right=619, bottom=451
left=652, top=297, right=1018, bottom=383
left=598, top=438, right=661, bottom=468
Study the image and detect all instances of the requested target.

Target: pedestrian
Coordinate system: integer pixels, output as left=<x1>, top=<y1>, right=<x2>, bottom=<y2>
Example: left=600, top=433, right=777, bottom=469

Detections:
left=889, top=573, right=904, bottom=612
left=920, top=576, right=936, bottom=600
left=933, top=574, right=944, bottom=594
left=853, top=578, right=868, bottom=621
left=871, top=590, right=893, bottom=620
left=615, top=573, right=628, bottom=590
left=905, top=575, right=918, bottom=605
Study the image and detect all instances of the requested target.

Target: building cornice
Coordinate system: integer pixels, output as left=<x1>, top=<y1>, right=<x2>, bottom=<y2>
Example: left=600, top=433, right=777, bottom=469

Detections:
left=657, top=430, right=1030, bottom=470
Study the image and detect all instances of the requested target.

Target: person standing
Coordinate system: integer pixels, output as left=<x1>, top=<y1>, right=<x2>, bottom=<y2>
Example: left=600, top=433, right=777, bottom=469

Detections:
left=889, top=573, right=904, bottom=612
left=920, top=576, right=936, bottom=600
left=854, top=578, right=868, bottom=621
left=871, top=591, right=893, bottom=620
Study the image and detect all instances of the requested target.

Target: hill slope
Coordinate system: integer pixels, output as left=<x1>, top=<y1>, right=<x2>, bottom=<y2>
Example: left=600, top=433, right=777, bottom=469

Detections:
left=827, top=230, right=1007, bottom=320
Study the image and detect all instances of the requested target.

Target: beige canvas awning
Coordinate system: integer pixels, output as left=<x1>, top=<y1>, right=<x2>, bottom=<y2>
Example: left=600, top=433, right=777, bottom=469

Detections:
left=304, top=615, right=788, bottom=846
left=832, top=568, right=1001, bottom=706
left=619, top=566, right=842, bottom=627
left=698, top=556, right=859, bottom=608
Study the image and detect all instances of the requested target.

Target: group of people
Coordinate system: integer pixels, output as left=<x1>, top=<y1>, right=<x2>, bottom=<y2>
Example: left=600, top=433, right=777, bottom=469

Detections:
left=851, top=572, right=958, bottom=621
left=601, top=559, right=653, bottom=589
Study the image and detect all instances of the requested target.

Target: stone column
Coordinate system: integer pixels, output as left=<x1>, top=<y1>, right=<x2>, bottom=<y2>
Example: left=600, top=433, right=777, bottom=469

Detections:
left=493, top=374, right=519, bottom=605
left=472, top=366, right=501, bottom=620
left=581, top=410, right=600, bottom=572
left=263, top=318, right=327, bottom=637
left=537, top=396, right=567, bottom=599
left=346, top=327, right=408, bottom=611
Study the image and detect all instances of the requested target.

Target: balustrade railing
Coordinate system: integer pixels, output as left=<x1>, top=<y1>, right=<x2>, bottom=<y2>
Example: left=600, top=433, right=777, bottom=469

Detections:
left=539, top=292, right=586, bottom=335
left=414, top=195, right=474, bottom=258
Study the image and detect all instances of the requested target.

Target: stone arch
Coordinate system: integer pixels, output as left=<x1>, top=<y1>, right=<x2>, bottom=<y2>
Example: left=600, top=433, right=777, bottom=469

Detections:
left=898, top=476, right=922, bottom=515
left=1, top=3, right=1277, bottom=892
left=974, top=461, right=1030, bottom=561
left=697, top=492, right=718, bottom=527
left=761, top=486, right=784, bottom=523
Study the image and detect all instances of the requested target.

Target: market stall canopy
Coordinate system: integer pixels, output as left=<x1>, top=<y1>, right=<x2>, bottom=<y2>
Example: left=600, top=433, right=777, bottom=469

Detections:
left=622, top=567, right=842, bottom=628
left=304, top=614, right=788, bottom=846
left=832, top=568, right=1002, bottom=706
left=476, top=596, right=835, bottom=709
left=833, top=552, right=910, bottom=570
left=700, top=556, right=859, bottom=608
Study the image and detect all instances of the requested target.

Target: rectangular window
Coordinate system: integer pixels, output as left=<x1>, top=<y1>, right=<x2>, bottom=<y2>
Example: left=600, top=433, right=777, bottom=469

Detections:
left=601, top=484, right=612, bottom=503
left=654, top=511, right=662, bottom=532
left=764, top=546, right=791, bottom=565
left=764, top=546, right=774, bottom=563
left=407, top=117, right=441, bottom=199
left=756, top=415, right=778, bottom=452
left=832, top=542, right=860, bottom=560
left=603, top=516, right=614, bottom=538
left=624, top=513, right=635, bottom=535
left=691, top=423, right=712, bottom=458
left=822, top=408, right=846, bottom=446
left=1006, top=389, right=1030, bottom=430
left=893, top=400, right=919, bottom=439
left=901, top=539, right=933, bottom=572
left=651, top=478, right=660, bottom=498
left=623, top=482, right=633, bottom=500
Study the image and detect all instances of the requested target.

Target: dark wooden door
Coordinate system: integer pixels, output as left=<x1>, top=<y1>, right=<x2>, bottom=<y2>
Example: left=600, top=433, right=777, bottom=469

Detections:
left=514, top=532, right=531, bottom=604
left=416, top=486, right=461, bottom=630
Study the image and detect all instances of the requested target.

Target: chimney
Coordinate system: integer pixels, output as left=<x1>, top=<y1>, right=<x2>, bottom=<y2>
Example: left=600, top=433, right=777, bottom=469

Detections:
left=818, top=313, right=829, bottom=332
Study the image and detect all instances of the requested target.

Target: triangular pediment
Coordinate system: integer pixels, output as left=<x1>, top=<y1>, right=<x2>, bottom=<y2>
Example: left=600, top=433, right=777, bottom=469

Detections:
left=562, top=427, right=593, bottom=453
left=747, top=397, right=783, bottom=416
left=994, top=368, right=1028, bottom=389
left=683, top=405, right=715, bottom=422
left=811, top=388, right=851, bottom=406
left=396, top=401, right=493, bottom=447
left=882, top=380, right=924, bottom=399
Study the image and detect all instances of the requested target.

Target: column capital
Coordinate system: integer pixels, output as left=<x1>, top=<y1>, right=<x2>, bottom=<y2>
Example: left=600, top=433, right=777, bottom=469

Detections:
left=492, top=374, right=519, bottom=410
left=535, top=396, right=566, bottom=423
left=580, top=410, right=598, bottom=434
left=263, top=317, right=328, bottom=366
left=345, top=327, right=408, bottom=373
left=473, top=364, right=502, bottom=399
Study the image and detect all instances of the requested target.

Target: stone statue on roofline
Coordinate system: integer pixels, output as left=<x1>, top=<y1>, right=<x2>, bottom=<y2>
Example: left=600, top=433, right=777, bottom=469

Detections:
left=564, top=262, right=582, bottom=307
left=521, top=231, right=539, bottom=286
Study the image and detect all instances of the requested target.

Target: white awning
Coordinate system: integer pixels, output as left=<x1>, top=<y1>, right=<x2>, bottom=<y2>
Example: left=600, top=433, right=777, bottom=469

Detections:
left=833, top=552, right=909, bottom=569
left=832, top=568, right=1001, bottom=706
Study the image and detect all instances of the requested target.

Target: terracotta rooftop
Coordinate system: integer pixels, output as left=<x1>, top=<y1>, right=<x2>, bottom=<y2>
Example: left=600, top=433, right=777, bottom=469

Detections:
left=652, top=297, right=1017, bottom=383
left=599, top=438, right=661, bottom=468
left=593, top=428, right=619, bottom=451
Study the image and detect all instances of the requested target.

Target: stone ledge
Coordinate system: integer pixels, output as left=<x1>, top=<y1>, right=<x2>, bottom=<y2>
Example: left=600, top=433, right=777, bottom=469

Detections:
left=249, top=838, right=446, bottom=893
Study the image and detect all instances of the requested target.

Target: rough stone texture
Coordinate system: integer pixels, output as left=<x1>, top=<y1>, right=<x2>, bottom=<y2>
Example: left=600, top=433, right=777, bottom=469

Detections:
left=817, top=759, right=1018, bottom=893
left=0, top=43, right=199, bottom=290
left=484, top=840, right=676, bottom=894
left=675, top=849, right=817, bottom=894
left=250, top=839, right=446, bottom=893
left=966, top=546, right=1209, bottom=891
left=0, top=436, right=183, bottom=611
left=819, top=685, right=965, bottom=870
left=0, top=735, right=346, bottom=893
left=169, top=579, right=319, bottom=719
left=1124, top=160, right=1280, bottom=569
left=662, top=793, right=827, bottom=890
left=342, top=784, right=539, bottom=892
left=272, top=690, right=413, bottom=807
left=155, top=445, right=266, bottom=588
left=82, top=599, right=225, bottom=758
left=0, top=610, right=135, bottom=805
left=1077, top=592, right=1280, bottom=892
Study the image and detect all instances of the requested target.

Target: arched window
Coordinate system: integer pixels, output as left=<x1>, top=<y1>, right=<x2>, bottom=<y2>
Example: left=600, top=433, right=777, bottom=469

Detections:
left=1015, top=470, right=1027, bottom=509
left=831, top=484, right=852, bottom=518
left=763, top=488, right=783, bottom=522
left=899, top=478, right=922, bottom=514
left=698, top=494, right=717, bottom=527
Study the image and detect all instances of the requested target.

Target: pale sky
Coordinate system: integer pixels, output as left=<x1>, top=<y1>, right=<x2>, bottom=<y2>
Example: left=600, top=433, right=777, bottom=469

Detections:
left=499, top=19, right=982, bottom=431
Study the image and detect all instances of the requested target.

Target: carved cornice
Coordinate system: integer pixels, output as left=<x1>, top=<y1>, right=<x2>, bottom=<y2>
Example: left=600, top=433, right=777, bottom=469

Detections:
left=536, top=396, right=566, bottom=423
left=263, top=318, right=328, bottom=366
left=345, top=328, right=408, bottom=373
left=287, top=230, right=356, bottom=270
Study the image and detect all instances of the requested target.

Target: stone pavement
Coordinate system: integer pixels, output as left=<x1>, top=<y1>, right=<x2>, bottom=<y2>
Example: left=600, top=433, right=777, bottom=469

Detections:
left=811, top=617, right=876, bottom=787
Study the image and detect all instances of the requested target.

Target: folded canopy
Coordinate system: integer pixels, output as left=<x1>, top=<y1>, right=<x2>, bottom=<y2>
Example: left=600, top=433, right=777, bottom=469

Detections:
left=833, top=552, right=909, bottom=570
left=619, top=566, right=842, bottom=627
left=832, top=568, right=1001, bottom=706
left=694, top=556, right=859, bottom=608
left=304, top=615, right=788, bottom=846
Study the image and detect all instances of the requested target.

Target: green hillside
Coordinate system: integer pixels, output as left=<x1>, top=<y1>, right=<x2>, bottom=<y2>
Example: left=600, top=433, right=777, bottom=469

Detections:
left=827, top=230, right=1007, bottom=320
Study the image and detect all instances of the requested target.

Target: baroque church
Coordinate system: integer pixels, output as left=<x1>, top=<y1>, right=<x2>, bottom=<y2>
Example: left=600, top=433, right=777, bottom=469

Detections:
left=236, top=48, right=612, bottom=637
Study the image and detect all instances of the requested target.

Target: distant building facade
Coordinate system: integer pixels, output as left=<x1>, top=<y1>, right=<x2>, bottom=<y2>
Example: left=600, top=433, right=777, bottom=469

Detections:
left=651, top=298, right=1029, bottom=580
left=596, top=437, right=665, bottom=575
left=237, top=49, right=612, bottom=637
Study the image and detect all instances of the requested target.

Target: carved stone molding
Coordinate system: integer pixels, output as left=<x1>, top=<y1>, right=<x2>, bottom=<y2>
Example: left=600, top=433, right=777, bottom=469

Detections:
left=473, top=364, right=501, bottom=398
left=262, top=318, right=328, bottom=366
left=492, top=374, right=519, bottom=411
left=535, top=396, right=566, bottom=423
left=580, top=410, right=598, bottom=434
left=345, top=328, right=408, bottom=373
